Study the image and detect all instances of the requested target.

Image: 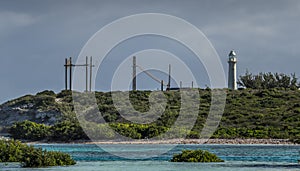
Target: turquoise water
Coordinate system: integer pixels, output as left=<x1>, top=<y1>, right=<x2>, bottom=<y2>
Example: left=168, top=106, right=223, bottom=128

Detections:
left=1, top=144, right=300, bottom=170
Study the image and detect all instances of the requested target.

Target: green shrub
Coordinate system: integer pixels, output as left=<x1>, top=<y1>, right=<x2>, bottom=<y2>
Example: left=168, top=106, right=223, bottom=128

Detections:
left=21, top=146, right=76, bottom=167
left=9, top=120, right=51, bottom=141
left=36, top=90, right=56, bottom=97
left=0, top=139, right=26, bottom=162
left=56, top=90, right=72, bottom=98
left=0, top=139, right=76, bottom=167
left=51, top=120, right=89, bottom=142
left=171, top=149, right=224, bottom=162
left=109, top=123, right=169, bottom=139
left=34, top=95, right=56, bottom=109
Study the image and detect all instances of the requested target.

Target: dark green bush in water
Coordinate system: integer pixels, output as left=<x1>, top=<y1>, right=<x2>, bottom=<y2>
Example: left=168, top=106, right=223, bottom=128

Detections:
left=171, top=149, right=224, bottom=162
left=0, top=139, right=76, bottom=167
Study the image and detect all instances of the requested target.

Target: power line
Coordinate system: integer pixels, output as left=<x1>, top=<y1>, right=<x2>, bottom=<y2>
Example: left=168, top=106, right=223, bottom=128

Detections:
left=136, top=64, right=168, bottom=86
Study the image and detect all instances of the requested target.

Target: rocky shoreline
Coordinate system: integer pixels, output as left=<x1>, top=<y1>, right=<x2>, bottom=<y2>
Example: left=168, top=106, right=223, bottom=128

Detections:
left=199, top=139, right=294, bottom=145
left=27, top=138, right=297, bottom=145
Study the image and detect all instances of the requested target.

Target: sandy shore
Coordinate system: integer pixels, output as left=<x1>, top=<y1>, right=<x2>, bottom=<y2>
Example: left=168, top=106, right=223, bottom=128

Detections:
left=27, top=139, right=297, bottom=145
left=87, top=139, right=295, bottom=145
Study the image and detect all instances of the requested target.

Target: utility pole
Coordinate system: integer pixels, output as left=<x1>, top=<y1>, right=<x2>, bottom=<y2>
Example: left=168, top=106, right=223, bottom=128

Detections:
left=132, top=56, right=137, bottom=91
left=69, top=57, right=72, bottom=91
left=64, top=56, right=92, bottom=92
left=89, top=56, right=94, bottom=92
left=64, top=58, right=68, bottom=90
left=167, top=64, right=171, bottom=90
left=85, top=56, right=88, bottom=92
left=161, top=80, right=164, bottom=91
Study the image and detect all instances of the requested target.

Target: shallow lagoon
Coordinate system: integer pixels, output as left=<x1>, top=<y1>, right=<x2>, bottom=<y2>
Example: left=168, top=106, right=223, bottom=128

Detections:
left=2, top=144, right=300, bottom=171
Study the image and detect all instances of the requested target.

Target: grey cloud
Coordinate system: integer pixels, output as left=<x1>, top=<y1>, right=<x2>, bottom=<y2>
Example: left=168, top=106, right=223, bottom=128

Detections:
left=0, top=0, right=300, bottom=103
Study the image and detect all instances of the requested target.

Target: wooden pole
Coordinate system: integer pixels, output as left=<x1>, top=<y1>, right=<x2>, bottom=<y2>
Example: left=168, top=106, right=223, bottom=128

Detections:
left=69, top=57, right=72, bottom=91
left=192, top=81, right=194, bottom=88
left=161, top=80, right=164, bottom=91
left=89, top=56, right=92, bottom=92
left=167, top=64, right=171, bottom=90
left=65, top=58, right=68, bottom=90
left=132, top=56, right=136, bottom=91
left=85, top=56, right=88, bottom=92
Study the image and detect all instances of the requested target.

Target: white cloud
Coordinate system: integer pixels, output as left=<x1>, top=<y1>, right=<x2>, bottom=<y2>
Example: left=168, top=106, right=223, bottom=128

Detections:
left=0, top=11, right=37, bottom=35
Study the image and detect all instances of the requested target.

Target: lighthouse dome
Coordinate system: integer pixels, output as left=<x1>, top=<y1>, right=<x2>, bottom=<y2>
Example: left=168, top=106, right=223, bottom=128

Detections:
left=229, top=50, right=236, bottom=57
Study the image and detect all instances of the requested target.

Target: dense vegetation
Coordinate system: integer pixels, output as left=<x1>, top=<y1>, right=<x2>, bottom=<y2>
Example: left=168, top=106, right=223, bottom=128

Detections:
left=9, top=120, right=51, bottom=141
left=9, top=120, right=88, bottom=142
left=238, top=71, right=299, bottom=89
left=0, top=139, right=76, bottom=167
left=171, top=149, right=224, bottom=162
left=3, top=87, right=300, bottom=142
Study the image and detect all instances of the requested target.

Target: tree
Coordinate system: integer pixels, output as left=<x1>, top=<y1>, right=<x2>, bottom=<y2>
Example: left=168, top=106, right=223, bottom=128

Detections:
left=9, top=120, right=51, bottom=141
left=238, top=71, right=299, bottom=89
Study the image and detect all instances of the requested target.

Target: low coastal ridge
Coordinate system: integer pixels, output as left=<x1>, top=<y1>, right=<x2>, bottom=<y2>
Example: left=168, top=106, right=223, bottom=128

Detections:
left=2, top=89, right=300, bottom=143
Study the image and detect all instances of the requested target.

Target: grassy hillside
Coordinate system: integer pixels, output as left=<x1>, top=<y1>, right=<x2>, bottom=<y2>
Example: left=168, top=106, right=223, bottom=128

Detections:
left=1, top=88, right=300, bottom=141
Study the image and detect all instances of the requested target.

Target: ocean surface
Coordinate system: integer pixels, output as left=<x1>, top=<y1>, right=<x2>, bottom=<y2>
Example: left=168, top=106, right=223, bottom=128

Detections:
left=1, top=144, right=300, bottom=171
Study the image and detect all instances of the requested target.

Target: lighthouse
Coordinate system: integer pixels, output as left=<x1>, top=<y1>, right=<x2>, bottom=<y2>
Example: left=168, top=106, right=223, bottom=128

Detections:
left=228, top=50, right=237, bottom=90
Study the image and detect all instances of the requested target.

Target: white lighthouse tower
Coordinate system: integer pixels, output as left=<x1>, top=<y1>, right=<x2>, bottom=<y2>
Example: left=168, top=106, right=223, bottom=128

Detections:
left=228, top=50, right=237, bottom=90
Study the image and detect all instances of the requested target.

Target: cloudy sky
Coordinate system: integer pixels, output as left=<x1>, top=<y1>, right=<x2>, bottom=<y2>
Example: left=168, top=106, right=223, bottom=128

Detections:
left=0, top=0, right=300, bottom=103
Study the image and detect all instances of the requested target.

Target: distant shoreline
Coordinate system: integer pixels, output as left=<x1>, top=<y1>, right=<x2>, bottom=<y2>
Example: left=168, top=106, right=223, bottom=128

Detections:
left=26, top=138, right=298, bottom=145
